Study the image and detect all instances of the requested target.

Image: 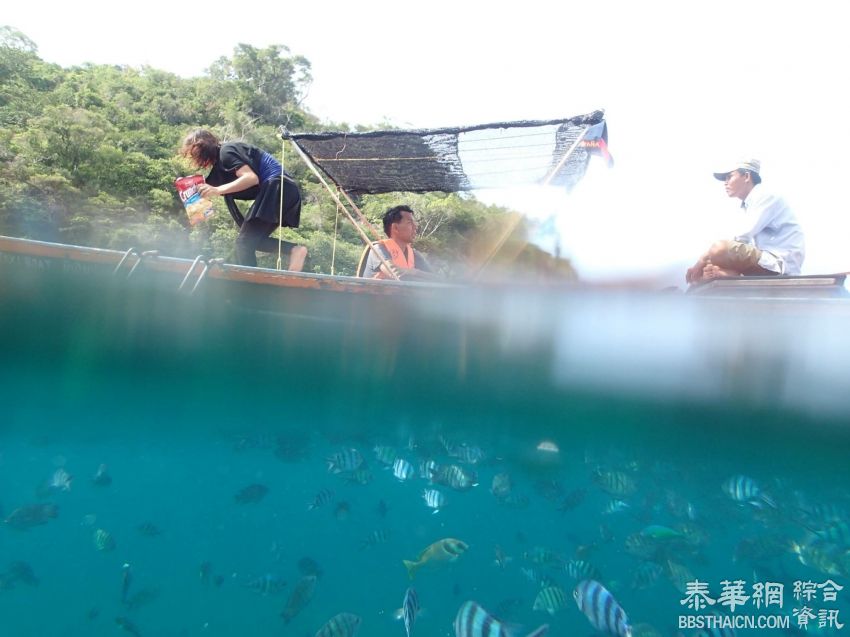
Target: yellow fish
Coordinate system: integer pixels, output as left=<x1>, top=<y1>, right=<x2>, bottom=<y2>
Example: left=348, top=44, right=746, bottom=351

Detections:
left=403, top=538, right=468, bottom=579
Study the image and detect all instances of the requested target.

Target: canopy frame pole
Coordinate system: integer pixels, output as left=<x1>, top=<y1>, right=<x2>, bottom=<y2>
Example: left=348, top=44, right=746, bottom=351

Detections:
left=335, top=185, right=383, bottom=241
left=287, top=138, right=400, bottom=281
left=473, top=124, right=591, bottom=280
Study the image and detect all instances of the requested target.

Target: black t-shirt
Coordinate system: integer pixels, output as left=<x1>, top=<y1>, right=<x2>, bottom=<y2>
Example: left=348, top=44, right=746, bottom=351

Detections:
left=205, top=142, right=263, bottom=200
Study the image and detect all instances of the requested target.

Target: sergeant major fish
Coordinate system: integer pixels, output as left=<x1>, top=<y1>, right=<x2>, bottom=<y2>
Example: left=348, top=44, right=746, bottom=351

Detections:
left=308, top=488, right=335, bottom=510
left=316, top=612, right=361, bottom=637
left=393, top=458, right=415, bottom=481
left=234, top=484, right=268, bottom=504
left=327, top=449, right=364, bottom=474
left=722, top=475, right=775, bottom=509
left=573, top=579, right=632, bottom=637
left=243, top=573, right=287, bottom=595
left=395, top=587, right=420, bottom=637
left=423, top=489, right=446, bottom=513
left=454, top=600, right=548, bottom=637
left=4, top=503, right=58, bottom=530
left=280, top=574, right=317, bottom=623
left=533, top=586, right=570, bottom=615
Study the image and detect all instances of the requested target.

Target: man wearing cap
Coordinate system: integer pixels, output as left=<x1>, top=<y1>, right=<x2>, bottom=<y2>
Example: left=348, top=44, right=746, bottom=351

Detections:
left=686, top=158, right=805, bottom=284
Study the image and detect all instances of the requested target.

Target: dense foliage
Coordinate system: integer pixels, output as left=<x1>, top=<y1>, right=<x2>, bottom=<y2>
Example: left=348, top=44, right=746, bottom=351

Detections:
left=0, top=27, right=575, bottom=279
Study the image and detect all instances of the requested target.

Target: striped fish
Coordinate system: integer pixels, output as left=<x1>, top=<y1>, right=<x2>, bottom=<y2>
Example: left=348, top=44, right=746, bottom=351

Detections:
left=280, top=575, right=317, bottom=624
left=342, top=469, right=373, bottom=486
left=573, top=580, right=632, bottom=637
left=664, top=560, right=695, bottom=594
left=431, top=465, right=478, bottom=491
left=602, top=499, right=630, bottom=514
left=630, top=562, right=663, bottom=590
left=419, top=459, right=438, bottom=480
left=359, top=529, right=391, bottom=550
left=423, top=489, right=446, bottom=513
left=315, top=612, right=361, bottom=637
left=327, top=449, right=363, bottom=474
left=491, top=473, right=513, bottom=499
left=567, top=559, right=602, bottom=581
left=308, top=488, right=335, bottom=511
left=812, top=520, right=850, bottom=546
left=533, top=586, right=570, bottom=615
left=454, top=600, right=548, bottom=637
left=721, top=475, right=775, bottom=508
left=393, top=458, right=415, bottom=481
left=374, top=446, right=398, bottom=466
left=593, top=469, right=636, bottom=497
left=401, top=587, right=419, bottom=637
left=243, top=573, right=287, bottom=596
left=449, top=443, right=485, bottom=465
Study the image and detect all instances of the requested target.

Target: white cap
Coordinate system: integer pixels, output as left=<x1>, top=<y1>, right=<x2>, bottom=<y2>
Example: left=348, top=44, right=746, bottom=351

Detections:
left=713, top=158, right=761, bottom=181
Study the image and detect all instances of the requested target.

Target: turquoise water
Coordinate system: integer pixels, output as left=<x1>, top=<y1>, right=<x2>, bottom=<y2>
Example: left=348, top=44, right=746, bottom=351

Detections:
left=2, top=261, right=850, bottom=637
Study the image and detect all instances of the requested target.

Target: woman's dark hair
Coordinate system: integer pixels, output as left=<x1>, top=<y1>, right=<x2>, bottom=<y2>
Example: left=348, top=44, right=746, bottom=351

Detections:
left=382, top=205, right=414, bottom=237
left=180, top=129, right=220, bottom=168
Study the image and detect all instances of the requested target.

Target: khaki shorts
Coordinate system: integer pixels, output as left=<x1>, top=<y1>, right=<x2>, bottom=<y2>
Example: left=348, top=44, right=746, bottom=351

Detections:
left=718, top=240, right=763, bottom=273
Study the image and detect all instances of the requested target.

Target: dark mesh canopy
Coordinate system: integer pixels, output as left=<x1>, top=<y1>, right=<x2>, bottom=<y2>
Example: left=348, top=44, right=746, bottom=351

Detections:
left=284, top=110, right=609, bottom=195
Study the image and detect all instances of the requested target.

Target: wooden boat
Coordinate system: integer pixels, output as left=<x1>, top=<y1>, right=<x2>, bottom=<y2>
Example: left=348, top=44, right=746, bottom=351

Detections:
left=687, top=273, right=848, bottom=300
left=3, top=234, right=847, bottom=313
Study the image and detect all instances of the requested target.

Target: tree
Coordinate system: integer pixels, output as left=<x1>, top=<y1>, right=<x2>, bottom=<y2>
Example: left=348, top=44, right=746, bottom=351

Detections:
left=207, top=44, right=312, bottom=126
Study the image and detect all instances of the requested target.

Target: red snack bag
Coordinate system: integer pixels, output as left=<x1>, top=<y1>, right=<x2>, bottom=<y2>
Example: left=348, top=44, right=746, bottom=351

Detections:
left=175, top=175, right=215, bottom=225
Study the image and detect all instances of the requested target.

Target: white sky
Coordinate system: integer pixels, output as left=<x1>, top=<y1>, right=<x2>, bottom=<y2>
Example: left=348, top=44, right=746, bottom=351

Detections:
left=6, top=0, right=849, bottom=284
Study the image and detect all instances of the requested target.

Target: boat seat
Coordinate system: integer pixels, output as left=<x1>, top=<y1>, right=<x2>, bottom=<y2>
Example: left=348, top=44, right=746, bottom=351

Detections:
left=356, top=242, right=382, bottom=278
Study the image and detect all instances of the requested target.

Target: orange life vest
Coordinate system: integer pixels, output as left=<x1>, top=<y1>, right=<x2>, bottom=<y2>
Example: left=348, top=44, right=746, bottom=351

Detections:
left=374, top=239, right=415, bottom=279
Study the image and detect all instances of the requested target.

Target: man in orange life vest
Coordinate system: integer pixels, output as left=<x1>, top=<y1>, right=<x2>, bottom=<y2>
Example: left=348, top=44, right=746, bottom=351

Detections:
left=363, top=205, right=435, bottom=280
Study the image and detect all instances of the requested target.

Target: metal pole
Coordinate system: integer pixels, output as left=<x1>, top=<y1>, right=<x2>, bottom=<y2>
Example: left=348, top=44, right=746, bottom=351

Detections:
left=335, top=186, right=383, bottom=241
left=287, top=138, right=400, bottom=281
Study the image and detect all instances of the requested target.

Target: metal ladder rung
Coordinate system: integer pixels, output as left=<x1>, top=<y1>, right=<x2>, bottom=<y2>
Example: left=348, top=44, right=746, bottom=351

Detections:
left=179, top=256, right=224, bottom=294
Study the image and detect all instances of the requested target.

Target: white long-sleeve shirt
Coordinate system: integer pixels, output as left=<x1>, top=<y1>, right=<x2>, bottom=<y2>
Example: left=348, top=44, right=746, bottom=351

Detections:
left=734, top=184, right=805, bottom=275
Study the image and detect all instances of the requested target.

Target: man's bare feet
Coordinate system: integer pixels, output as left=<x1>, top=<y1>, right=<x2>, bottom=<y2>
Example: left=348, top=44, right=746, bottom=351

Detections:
left=702, top=263, right=741, bottom=280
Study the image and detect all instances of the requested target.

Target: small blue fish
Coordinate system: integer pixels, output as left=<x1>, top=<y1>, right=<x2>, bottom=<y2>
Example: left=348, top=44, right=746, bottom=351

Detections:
left=573, top=580, right=632, bottom=637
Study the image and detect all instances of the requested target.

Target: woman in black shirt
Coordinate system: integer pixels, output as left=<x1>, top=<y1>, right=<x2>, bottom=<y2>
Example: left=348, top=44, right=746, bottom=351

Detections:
left=180, top=129, right=307, bottom=270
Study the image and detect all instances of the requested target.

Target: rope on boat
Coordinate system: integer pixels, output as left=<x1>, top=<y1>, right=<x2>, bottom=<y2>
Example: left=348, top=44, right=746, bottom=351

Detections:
left=276, top=136, right=286, bottom=271
left=331, top=187, right=342, bottom=276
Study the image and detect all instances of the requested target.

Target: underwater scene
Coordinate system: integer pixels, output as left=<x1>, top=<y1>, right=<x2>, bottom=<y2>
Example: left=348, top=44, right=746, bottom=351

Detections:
left=2, top=268, right=850, bottom=637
